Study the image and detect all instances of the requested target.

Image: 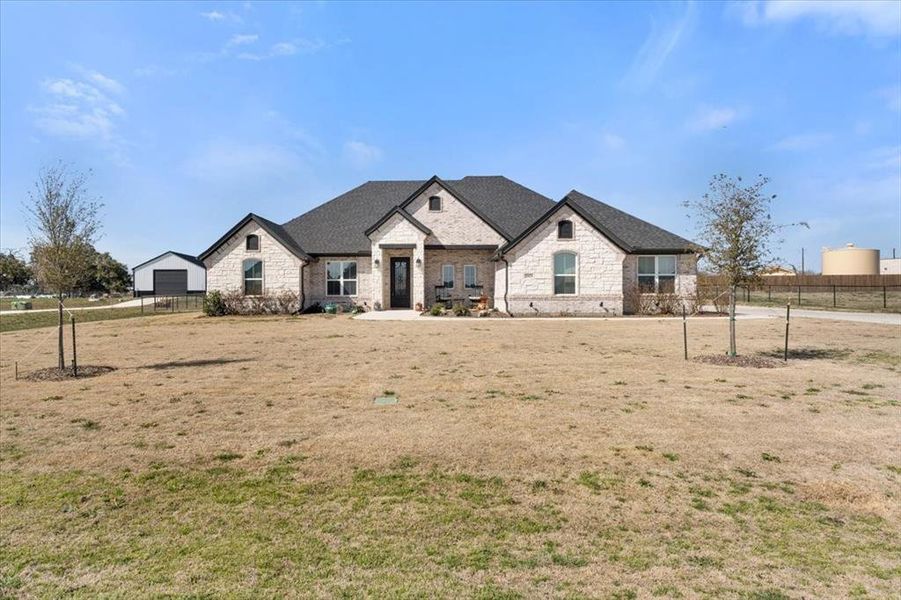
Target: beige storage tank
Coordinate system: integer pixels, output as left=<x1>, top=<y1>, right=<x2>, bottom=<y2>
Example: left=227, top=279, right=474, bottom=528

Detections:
left=821, top=244, right=880, bottom=275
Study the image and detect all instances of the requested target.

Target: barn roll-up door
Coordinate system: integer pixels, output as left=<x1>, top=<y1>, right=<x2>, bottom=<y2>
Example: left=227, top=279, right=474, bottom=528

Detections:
left=153, top=270, right=188, bottom=295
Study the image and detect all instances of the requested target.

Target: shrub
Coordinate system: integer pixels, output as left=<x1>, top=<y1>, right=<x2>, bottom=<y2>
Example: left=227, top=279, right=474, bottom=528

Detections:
left=429, top=304, right=445, bottom=316
left=207, top=289, right=300, bottom=316
left=624, top=283, right=688, bottom=315
left=452, top=303, right=470, bottom=317
left=202, top=290, right=227, bottom=316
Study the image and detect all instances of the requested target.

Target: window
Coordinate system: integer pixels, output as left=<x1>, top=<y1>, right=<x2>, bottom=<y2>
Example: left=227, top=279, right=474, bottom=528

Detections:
left=243, top=259, right=263, bottom=295
left=442, top=264, right=455, bottom=288
left=554, top=252, right=576, bottom=295
left=429, top=195, right=442, bottom=211
left=464, top=265, right=477, bottom=288
left=557, top=220, right=573, bottom=239
left=638, top=255, right=676, bottom=293
left=245, top=234, right=260, bottom=251
left=326, top=261, right=357, bottom=296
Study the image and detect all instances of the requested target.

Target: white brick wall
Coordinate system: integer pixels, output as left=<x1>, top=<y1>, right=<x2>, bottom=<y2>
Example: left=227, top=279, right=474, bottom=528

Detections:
left=204, top=222, right=303, bottom=295
left=496, top=207, right=627, bottom=315
left=407, top=183, right=506, bottom=246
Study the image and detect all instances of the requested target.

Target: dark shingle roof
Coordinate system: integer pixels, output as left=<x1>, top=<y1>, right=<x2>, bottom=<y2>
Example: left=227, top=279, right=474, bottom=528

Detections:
left=500, top=190, right=696, bottom=255
left=564, top=191, right=695, bottom=252
left=281, top=176, right=555, bottom=255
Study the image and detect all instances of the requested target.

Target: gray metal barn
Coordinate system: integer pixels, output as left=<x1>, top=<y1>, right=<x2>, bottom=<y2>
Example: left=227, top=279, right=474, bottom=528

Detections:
left=132, top=251, right=206, bottom=297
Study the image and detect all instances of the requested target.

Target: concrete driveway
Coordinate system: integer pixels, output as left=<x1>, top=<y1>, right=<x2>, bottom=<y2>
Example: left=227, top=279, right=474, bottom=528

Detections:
left=733, top=304, right=901, bottom=325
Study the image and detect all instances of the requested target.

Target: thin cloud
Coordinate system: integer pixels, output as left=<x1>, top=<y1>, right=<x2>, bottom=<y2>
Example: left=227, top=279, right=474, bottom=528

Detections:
left=32, top=71, right=126, bottom=142
left=687, top=106, right=743, bottom=131
left=731, top=0, right=901, bottom=37
left=200, top=10, right=242, bottom=24
left=237, top=38, right=325, bottom=61
left=30, top=68, right=130, bottom=165
left=770, top=132, right=833, bottom=151
left=622, top=1, right=697, bottom=92
left=227, top=33, right=258, bottom=47
left=343, top=140, right=383, bottom=169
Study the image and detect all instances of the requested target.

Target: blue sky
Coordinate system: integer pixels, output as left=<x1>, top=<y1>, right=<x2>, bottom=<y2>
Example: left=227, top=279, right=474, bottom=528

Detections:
left=1, top=1, right=899, bottom=271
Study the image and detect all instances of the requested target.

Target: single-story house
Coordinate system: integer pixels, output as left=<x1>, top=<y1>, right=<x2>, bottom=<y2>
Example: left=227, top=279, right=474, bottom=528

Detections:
left=133, top=251, right=206, bottom=297
left=198, top=175, right=698, bottom=315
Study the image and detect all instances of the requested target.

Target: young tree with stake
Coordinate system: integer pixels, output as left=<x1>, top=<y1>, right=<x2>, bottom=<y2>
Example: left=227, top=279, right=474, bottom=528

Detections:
left=685, top=174, right=805, bottom=356
left=25, top=164, right=102, bottom=371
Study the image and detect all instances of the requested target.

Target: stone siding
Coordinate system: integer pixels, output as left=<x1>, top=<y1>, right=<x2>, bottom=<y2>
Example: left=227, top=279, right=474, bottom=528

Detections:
left=407, top=182, right=506, bottom=246
left=204, top=221, right=303, bottom=295
left=496, top=207, right=626, bottom=315
left=367, top=213, right=427, bottom=309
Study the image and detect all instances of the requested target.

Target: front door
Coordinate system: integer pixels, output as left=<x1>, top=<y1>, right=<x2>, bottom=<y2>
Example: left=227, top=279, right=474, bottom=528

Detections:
left=390, top=257, right=411, bottom=308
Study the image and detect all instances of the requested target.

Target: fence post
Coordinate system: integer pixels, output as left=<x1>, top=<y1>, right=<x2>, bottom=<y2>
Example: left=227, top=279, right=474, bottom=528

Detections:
left=171, top=297, right=174, bottom=312
left=71, top=315, right=78, bottom=377
left=682, top=305, right=688, bottom=360
left=797, top=285, right=801, bottom=306
left=884, top=286, right=887, bottom=309
left=784, top=303, right=790, bottom=362
left=833, top=285, right=836, bottom=308
left=141, top=296, right=144, bottom=315
left=767, top=286, right=771, bottom=302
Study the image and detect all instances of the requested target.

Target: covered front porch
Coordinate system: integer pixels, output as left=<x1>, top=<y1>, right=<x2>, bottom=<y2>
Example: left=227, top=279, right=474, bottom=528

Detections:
left=370, top=246, right=496, bottom=311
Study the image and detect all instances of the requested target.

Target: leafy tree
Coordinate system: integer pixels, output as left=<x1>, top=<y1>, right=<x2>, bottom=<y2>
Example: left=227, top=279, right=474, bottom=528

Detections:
left=684, top=174, right=806, bottom=356
left=83, top=249, right=131, bottom=294
left=0, top=250, right=33, bottom=290
left=26, top=164, right=102, bottom=370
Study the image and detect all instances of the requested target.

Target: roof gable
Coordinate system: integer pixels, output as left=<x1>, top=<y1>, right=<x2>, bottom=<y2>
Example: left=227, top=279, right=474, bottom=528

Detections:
left=365, top=206, right=432, bottom=237
left=198, top=213, right=312, bottom=262
left=132, top=251, right=204, bottom=271
left=398, top=176, right=512, bottom=240
left=499, top=191, right=696, bottom=256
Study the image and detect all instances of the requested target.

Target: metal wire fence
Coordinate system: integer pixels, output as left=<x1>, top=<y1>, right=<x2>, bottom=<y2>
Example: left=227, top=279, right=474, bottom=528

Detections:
left=699, top=283, right=901, bottom=312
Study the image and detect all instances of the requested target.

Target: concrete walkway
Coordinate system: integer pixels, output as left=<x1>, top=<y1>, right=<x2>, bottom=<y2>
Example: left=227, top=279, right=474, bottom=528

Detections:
left=354, top=310, right=423, bottom=321
left=733, top=304, right=901, bottom=326
left=0, top=296, right=154, bottom=316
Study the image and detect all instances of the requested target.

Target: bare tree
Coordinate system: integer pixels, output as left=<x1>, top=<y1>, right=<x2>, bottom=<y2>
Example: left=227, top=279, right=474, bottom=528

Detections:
left=684, top=174, right=805, bottom=356
left=26, top=164, right=102, bottom=370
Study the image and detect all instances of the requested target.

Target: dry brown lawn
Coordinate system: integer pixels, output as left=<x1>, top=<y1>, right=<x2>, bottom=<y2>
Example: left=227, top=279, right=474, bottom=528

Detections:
left=1, top=313, right=899, bottom=598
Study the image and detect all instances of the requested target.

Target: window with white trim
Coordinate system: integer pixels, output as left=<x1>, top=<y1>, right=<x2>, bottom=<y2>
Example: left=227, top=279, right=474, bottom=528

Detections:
left=463, top=265, right=477, bottom=288
left=638, top=255, right=676, bottom=293
left=326, top=261, right=357, bottom=296
left=553, top=252, right=576, bottom=295
left=243, top=259, right=263, bottom=296
left=442, top=264, right=455, bottom=288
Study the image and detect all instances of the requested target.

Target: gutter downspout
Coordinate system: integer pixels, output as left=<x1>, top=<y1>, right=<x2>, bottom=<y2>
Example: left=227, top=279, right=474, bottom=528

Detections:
left=299, top=262, right=306, bottom=313
left=501, top=255, right=513, bottom=317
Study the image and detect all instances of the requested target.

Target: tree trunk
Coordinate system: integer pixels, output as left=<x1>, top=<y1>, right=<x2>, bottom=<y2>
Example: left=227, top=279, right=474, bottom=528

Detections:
left=57, top=294, right=65, bottom=370
left=729, top=285, right=737, bottom=357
